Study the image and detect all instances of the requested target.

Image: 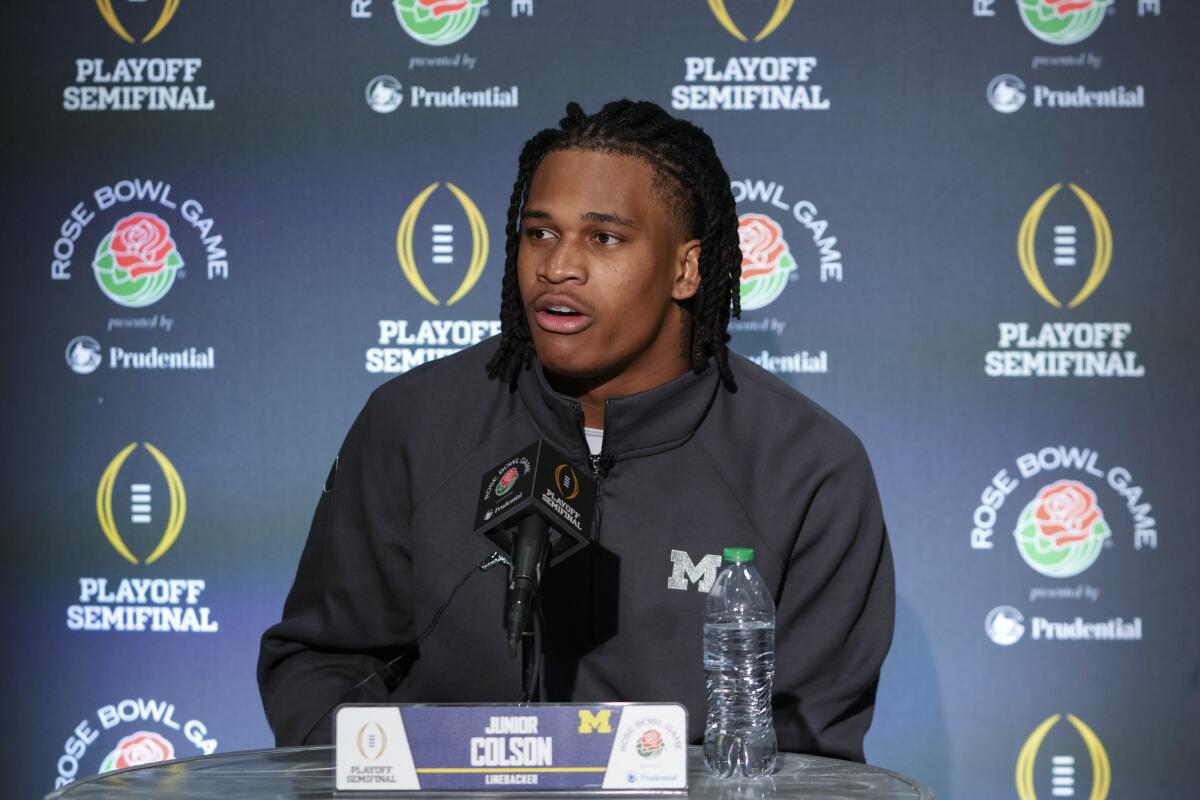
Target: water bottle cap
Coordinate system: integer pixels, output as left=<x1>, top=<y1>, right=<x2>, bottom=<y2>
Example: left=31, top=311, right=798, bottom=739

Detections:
left=723, top=547, right=754, bottom=563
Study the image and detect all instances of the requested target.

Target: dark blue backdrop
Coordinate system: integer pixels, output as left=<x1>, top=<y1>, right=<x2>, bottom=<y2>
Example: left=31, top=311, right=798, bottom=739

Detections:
left=3, top=2, right=1197, bottom=798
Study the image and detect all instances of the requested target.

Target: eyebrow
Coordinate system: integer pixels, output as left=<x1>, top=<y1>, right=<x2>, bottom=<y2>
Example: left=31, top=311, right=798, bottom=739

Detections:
left=522, top=208, right=638, bottom=229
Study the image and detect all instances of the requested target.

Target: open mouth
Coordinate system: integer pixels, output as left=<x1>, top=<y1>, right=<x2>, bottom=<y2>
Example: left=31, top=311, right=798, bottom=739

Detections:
left=532, top=298, right=593, bottom=334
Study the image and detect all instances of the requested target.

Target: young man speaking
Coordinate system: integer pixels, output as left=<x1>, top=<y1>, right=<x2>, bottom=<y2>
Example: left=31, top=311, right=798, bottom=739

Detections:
left=258, top=100, right=894, bottom=763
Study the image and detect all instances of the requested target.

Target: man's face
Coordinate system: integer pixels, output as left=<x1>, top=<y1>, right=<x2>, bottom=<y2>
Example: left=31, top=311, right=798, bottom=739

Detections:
left=518, top=148, right=700, bottom=394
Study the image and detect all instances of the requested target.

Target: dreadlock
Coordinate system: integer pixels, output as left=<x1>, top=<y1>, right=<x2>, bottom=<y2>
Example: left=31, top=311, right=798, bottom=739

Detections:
left=485, top=99, right=742, bottom=392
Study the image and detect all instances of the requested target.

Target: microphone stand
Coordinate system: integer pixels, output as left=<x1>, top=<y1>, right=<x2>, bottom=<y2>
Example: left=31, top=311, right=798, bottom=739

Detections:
left=508, top=515, right=550, bottom=703
left=520, top=600, right=544, bottom=703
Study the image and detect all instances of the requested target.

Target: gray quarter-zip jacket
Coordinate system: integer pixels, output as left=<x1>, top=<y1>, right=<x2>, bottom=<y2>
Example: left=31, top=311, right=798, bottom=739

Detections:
left=258, top=337, right=893, bottom=762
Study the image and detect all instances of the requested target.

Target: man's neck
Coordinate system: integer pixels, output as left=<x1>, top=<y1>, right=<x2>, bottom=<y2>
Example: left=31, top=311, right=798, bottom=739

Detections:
left=545, top=359, right=691, bottom=429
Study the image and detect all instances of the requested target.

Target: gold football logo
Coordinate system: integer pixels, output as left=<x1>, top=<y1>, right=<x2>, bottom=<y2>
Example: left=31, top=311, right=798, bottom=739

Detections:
left=1016, top=713, right=1110, bottom=800
left=396, top=182, right=488, bottom=306
left=356, top=721, right=388, bottom=761
left=96, top=442, right=186, bottom=565
left=1018, top=182, right=1112, bottom=309
left=554, top=464, right=580, bottom=501
left=708, top=0, right=794, bottom=42
left=97, top=0, right=180, bottom=44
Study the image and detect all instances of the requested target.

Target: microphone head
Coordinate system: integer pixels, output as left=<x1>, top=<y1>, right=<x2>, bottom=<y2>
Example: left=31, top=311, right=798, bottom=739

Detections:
left=474, top=440, right=597, bottom=566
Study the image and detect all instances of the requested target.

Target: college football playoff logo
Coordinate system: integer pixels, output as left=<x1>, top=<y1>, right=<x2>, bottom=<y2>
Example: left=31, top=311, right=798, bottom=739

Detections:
left=97, top=0, right=180, bottom=44
left=356, top=722, right=388, bottom=761
left=1018, top=182, right=1111, bottom=309
left=396, top=182, right=488, bottom=305
left=708, top=0, right=794, bottom=42
left=97, top=442, right=187, bottom=565
left=1016, top=713, right=1110, bottom=800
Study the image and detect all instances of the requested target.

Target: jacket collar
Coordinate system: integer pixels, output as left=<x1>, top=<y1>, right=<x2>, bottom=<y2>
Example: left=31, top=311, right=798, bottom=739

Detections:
left=516, top=357, right=721, bottom=464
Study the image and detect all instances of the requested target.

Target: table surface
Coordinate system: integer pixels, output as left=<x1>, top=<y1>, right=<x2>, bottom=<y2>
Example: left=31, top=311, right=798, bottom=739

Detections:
left=46, top=746, right=932, bottom=800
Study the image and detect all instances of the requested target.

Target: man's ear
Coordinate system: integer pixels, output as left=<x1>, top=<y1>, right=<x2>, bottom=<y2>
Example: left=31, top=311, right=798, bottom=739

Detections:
left=672, top=239, right=702, bottom=301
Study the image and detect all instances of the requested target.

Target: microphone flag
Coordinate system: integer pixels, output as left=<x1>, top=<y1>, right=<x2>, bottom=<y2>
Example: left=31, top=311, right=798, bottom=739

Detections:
left=473, top=440, right=597, bottom=565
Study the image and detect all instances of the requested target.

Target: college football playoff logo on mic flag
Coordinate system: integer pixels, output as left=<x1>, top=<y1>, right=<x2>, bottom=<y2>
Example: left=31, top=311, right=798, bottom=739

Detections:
left=554, top=464, right=580, bottom=501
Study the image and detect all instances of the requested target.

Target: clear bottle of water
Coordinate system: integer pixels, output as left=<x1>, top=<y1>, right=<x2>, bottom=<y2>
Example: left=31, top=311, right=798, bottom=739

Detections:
left=703, top=547, right=778, bottom=778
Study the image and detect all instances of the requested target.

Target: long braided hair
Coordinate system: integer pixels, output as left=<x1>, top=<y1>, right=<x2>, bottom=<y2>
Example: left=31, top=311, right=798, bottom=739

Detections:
left=485, top=99, right=742, bottom=391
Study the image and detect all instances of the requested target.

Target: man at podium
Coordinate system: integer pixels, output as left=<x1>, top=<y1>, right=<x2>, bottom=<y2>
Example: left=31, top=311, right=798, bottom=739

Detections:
left=258, top=100, right=894, bottom=763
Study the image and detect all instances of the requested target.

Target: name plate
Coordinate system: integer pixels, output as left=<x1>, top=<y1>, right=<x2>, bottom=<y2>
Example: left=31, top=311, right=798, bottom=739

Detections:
left=335, top=703, right=688, bottom=793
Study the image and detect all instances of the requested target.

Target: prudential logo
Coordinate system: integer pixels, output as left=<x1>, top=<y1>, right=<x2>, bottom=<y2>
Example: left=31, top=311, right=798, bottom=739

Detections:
left=985, top=605, right=1026, bottom=645
left=988, top=74, right=1027, bottom=113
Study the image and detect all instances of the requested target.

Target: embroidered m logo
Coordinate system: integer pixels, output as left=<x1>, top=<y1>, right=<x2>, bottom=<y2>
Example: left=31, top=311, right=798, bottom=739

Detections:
left=667, top=549, right=722, bottom=592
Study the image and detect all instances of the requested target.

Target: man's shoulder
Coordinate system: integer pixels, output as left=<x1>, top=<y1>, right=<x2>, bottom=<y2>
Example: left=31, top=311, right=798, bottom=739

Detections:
left=367, top=337, right=503, bottom=409
left=718, top=351, right=866, bottom=463
left=356, top=338, right=520, bottom=447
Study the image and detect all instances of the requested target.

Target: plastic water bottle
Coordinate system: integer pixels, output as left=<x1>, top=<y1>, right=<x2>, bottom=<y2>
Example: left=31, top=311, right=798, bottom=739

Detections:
left=703, top=547, right=778, bottom=778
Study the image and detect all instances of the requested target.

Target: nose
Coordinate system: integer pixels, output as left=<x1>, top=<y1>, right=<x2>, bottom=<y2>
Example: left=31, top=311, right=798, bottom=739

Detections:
left=538, top=236, right=587, bottom=284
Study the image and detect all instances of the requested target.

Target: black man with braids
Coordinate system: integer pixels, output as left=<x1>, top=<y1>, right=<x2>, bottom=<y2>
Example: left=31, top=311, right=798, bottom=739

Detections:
left=260, top=100, right=894, bottom=763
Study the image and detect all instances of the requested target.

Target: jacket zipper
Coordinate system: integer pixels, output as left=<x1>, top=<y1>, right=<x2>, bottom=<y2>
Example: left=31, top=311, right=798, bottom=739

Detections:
left=587, top=453, right=612, bottom=543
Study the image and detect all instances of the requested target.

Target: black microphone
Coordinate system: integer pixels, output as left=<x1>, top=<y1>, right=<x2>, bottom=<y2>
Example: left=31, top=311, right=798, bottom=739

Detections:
left=473, top=440, right=598, bottom=656
left=507, top=515, right=549, bottom=657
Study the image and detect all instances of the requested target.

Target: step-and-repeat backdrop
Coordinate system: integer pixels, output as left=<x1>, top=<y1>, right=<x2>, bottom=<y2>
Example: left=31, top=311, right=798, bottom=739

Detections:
left=4, top=2, right=1197, bottom=798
